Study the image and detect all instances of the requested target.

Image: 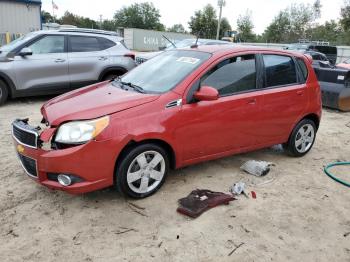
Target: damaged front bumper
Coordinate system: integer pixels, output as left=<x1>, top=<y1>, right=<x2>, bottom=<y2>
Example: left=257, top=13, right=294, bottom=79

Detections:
left=11, top=119, right=117, bottom=194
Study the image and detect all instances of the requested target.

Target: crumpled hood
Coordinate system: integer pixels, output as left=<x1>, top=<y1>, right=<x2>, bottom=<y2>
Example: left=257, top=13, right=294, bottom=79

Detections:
left=41, top=81, right=159, bottom=126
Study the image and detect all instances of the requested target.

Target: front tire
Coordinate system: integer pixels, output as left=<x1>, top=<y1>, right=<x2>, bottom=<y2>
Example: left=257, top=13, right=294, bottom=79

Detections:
left=116, top=143, right=169, bottom=198
left=0, top=79, right=9, bottom=105
left=284, top=119, right=317, bottom=157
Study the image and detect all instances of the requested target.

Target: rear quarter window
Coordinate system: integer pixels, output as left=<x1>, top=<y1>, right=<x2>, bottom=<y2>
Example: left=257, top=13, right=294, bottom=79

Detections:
left=296, top=58, right=308, bottom=82
left=98, top=38, right=116, bottom=50
left=263, top=55, right=297, bottom=88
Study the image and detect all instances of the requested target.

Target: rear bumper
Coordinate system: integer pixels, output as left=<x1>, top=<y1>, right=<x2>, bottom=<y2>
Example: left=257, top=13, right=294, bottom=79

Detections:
left=12, top=120, right=122, bottom=194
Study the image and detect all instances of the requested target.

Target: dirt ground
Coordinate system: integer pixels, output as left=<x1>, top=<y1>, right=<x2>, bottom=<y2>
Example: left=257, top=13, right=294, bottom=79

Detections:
left=0, top=96, right=349, bottom=262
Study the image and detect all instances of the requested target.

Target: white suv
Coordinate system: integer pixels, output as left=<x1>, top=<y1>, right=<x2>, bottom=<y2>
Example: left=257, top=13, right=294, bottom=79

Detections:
left=0, top=28, right=136, bottom=105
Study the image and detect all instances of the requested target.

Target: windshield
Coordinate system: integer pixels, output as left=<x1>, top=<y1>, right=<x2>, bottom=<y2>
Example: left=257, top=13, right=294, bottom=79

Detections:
left=0, top=32, right=35, bottom=52
left=120, top=50, right=211, bottom=93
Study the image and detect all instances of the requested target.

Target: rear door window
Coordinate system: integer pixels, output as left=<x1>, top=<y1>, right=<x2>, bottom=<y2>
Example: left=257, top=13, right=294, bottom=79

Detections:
left=263, top=55, right=297, bottom=88
left=201, top=54, right=257, bottom=96
left=69, top=36, right=101, bottom=52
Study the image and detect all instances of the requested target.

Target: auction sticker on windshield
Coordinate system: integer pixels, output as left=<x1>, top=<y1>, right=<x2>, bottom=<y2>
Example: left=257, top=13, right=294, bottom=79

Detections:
left=176, top=57, right=200, bottom=64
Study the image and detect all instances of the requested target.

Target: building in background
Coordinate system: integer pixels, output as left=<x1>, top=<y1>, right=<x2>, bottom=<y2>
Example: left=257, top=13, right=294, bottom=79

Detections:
left=0, top=0, right=42, bottom=44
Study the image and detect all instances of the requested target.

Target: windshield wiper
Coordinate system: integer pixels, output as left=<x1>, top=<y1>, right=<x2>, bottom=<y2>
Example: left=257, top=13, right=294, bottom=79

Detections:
left=120, top=81, right=145, bottom=93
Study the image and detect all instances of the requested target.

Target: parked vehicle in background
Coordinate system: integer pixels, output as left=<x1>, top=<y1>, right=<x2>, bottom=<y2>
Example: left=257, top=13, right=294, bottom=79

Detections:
left=0, top=28, right=136, bottom=105
left=135, top=38, right=232, bottom=64
left=294, top=49, right=350, bottom=112
left=12, top=45, right=321, bottom=198
left=337, top=58, right=350, bottom=70
left=284, top=41, right=337, bottom=65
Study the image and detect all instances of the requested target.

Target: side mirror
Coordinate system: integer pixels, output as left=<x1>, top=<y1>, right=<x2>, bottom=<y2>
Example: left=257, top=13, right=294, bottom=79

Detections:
left=193, top=86, right=219, bottom=101
left=19, top=47, right=32, bottom=57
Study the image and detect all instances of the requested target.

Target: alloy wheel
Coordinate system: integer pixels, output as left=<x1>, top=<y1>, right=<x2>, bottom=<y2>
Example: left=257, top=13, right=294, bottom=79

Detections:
left=126, top=151, right=166, bottom=194
left=295, top=124, right=315, bottom=153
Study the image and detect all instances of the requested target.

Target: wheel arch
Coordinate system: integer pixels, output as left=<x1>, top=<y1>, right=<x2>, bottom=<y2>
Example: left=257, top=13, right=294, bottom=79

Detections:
left=301, top=113, right=320, bottom=130
left=0, top=72, right=16, bottom=98
left=114, top=138, right=177, bottom=184
left=98, top=66, right=128, bottom=81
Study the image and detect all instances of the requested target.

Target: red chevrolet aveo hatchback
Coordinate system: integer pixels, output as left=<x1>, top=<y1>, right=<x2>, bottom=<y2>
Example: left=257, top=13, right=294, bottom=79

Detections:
left=12, top=45, right=322, bottom=198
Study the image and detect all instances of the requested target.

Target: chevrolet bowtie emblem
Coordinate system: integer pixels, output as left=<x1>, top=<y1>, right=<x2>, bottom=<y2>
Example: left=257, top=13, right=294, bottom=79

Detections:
left=17, top=144, right=25, bottom=153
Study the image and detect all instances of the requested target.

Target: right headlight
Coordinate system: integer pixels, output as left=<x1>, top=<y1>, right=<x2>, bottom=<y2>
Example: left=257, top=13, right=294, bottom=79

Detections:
left=55, top=116, right=109, bottom=144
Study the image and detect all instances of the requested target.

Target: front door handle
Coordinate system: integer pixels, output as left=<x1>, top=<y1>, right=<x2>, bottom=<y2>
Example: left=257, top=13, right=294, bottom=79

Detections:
left=98, top=56, right=108, bottom=61
left=54, top=58, right=65, bottom=63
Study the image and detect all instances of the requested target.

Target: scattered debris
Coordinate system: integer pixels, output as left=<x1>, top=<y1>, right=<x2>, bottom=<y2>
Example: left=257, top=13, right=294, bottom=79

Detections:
left=114, top=227, right=138, bottom=235
left=241, top=225, right=250, bottom=233
left=127, top=202, right=145, bottom=210
left=251, top=191, right=257, bottom=199
left=72, top=232, right=82, bottom=241
left=346, top=122, right=350, bottom=128
left=6, top=230, right=18, bottom=238
left=176, top=235, right=180, bottom=239
left=128, top=203, right=148, bottom=217
left=241, top=160, right=274, bottom=177
left=158, top=241, right=163, bottom=248
left=229, top=182, right=246, bottom=196
left=177, top=189, right=235, bottom=218
left=344, top=232, right=350, bottom=238
left=228, top=242, right=245, bottom=256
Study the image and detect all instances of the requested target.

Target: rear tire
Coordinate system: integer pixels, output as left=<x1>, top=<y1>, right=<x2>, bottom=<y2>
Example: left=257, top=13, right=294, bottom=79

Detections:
left=116, top=143, right=169, bottom=198
left=0, top=79, right=9, bottom=105
left=284, top=119, right=317, bottom=157
left=102, top=72, right=124, bottom=81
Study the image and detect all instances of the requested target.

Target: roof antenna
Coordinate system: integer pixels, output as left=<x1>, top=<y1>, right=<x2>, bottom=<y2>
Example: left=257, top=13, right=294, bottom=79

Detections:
left=191, top=31, right=201, bottom=48
left=162, top=35, right=177, bottom=48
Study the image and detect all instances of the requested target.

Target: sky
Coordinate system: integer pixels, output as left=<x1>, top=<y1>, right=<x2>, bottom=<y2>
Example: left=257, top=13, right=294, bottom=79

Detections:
left=42, top=0, right=345, bottom=34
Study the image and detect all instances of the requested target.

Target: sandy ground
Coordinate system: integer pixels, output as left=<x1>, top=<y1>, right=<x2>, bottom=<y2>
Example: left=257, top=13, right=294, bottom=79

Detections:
left=0, top=96, right=349, bottom=262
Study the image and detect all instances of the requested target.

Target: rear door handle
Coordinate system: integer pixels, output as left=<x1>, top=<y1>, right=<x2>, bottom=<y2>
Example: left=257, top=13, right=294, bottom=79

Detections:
left=54, top=58, right=65, bottom=63
left=247, top=98, right=257, bottom=105
left=297, top=90, right=304, bottom=96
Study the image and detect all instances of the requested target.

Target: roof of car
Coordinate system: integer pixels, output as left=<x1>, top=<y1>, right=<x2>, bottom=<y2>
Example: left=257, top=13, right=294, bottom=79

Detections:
left=30, top=29, right=123, bottom=41
left=178, top=44, right=309, bottom=60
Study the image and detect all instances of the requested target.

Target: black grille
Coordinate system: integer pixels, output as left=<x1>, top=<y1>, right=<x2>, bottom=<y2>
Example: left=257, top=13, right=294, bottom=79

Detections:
left=18, top=153, right=37, bottom=177
left=12, top=122, right=38, bottom=148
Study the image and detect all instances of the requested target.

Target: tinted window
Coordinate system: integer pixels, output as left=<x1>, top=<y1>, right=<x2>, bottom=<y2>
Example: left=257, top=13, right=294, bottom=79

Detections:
left=29, top=35, right=65, bottom=54
left=69, top=36, right=100, bottom=52
left=263, top=55, right=297, bottom=87
left=99, top=37, right=116, bottom=50
left=296, top=58, right=308, bottom=82
left=202, top=55, right=256, bottom=96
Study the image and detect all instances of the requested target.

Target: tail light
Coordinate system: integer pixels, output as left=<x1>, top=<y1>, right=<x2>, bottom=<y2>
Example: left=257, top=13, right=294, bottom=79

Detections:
left=124, top=53, right=135, bottom=60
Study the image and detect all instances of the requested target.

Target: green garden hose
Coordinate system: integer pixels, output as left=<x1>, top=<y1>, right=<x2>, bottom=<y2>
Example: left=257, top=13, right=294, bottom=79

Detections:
left=324, top=162, right=350, bottom=187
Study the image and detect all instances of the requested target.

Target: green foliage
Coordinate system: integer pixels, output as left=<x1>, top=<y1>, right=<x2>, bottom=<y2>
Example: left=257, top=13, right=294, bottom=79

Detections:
left=219, top=17, right=232, bottom=38
left=113, top=2, right=165, bottom=31
left=262, top=0, right=323, bottom=43
left=57, top=11, right=98, bottom=29
left=189, top=4, right=218, bottom=38
left=41, top=10, right=54, bottom=23
left=168, top=24, right=186, bottom=33
left=340, top=0, right=350, bottom=31
left=188, top=4, right=231, bottom=39
left=236, top=10, right=256, bottom=42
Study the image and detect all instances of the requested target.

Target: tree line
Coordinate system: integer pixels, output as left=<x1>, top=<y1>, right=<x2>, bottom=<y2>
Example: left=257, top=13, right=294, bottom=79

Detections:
left=42, top=0, right=350, bottom=45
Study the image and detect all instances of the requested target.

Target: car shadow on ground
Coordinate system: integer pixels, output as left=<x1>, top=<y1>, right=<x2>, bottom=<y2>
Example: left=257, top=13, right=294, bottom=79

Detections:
left=50, top=145, right=289, bottom=205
